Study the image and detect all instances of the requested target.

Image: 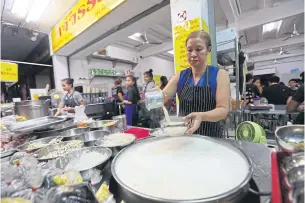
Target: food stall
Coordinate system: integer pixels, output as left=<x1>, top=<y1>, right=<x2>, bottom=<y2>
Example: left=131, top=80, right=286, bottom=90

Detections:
left=1, top=97, right=304, bottom=203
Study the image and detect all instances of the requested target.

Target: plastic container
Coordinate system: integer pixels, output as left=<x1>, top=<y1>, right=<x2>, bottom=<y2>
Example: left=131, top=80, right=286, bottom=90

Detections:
left=144, top=88, right=164, bottom=110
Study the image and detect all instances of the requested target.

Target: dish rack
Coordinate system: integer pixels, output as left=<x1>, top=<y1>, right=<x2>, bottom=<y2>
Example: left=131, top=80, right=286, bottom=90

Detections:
left=271, top=151, right=303, bottom=203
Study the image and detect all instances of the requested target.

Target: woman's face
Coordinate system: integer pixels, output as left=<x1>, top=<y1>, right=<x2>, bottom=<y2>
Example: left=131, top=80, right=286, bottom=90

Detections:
left=61, top=81, right=71, bottom=91
left=144, top=74, right=151, bottom=83
left=126, top=77, right=134, bottom=87
left=254, top=80, right=261, bottom=87
left=186, top=38, right=210, bottom=68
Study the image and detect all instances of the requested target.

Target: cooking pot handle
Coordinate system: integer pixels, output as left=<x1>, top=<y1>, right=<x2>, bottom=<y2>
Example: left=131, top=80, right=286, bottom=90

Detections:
left=44, top=99, right=51, bottom=104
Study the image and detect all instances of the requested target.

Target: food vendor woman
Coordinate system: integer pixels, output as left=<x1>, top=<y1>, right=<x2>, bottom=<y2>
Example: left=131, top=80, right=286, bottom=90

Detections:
left=162, top=31, right=230, bottom=137
left=123, top=75, right=140, bottom=126
left=55, top=78, right=85, bottom=116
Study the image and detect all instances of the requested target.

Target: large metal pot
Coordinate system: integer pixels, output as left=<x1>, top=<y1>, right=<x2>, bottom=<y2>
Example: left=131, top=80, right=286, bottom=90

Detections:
left=111, top=136, right=254, bottom=203
left=88, top=120, right=118, bottom=133
left=14, top=100, right=50, bottom=119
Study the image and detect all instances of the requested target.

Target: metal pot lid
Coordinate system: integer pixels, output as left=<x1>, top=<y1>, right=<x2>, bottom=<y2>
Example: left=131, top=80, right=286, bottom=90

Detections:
left=112, top=136, right=253, bottom=202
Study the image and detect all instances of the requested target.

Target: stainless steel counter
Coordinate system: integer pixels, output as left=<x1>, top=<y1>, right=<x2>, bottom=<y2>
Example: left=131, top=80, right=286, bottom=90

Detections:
left=218, top=139, right=273, bottom=203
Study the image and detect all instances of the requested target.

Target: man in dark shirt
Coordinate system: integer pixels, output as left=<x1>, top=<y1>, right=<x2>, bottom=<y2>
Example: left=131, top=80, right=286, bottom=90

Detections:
left=287, top=85, right=304, bottom=124
left=288, top=78, right=298, bottom=96
left=245, top=74, right=261, bottom=97
left=262, top=76, right=290, bottom=105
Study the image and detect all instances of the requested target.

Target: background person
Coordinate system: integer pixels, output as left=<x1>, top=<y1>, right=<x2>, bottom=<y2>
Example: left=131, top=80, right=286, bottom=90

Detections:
left=162, top=30, right=230, bottom=136
left=55, top=78, right=84, bottom=116
left=262, top=76, right=290, bottom=105
left=252, top=77, right=263, bottom=94
left=160, top=76, right=168, bottom=90
left=287, top=85, right=304, bottom=124
left=112, top=78, right=124, bottom=115
left=123, top=75, right=140, bottom=126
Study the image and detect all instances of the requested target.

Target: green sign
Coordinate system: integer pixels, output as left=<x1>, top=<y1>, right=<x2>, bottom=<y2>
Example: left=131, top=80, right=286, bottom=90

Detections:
left=90, top=69, right=121, bottom=76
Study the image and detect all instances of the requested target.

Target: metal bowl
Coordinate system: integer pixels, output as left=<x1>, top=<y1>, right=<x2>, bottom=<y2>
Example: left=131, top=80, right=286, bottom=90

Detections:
left=15, top=136, right=63, bottom=152
left=275, top=125, right=304, bottom=151
left=88, top=120, right=117, bottom=132
left=35, top=140, right=84, bottom=161
left=60, top=127, right=90, bottom=141
left=55, top=146, right=112, bottom=181
left=95, top=133, right=136, bottom=157
left=160, top=116, right=185, bottom=127
left=75, top=130, right=110, bottom=147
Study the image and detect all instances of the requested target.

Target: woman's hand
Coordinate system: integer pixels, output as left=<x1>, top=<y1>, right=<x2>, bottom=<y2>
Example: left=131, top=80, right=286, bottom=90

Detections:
left=184, top=112, right=205, bottom=134
left=63, top=106, right=73, bottom=111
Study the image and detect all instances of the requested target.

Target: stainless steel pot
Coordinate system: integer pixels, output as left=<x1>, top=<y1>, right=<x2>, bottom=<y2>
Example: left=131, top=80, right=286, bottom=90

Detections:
left=88, top=120, right=118, bottom=133
left=112, top=115, right=127, bottom=131
left=60, top=127, right=90, bottom=141
left=75, top=130, right=110, bottom=147
left=14, top=99, right=50, bottom=119
left=111, top=136, right=254, bottom=203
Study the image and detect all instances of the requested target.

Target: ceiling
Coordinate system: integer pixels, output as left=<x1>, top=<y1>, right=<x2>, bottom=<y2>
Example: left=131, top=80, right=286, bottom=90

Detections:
left=1, top=0, right=78, bottom=61
left=113, top=0, right=304, bottom=64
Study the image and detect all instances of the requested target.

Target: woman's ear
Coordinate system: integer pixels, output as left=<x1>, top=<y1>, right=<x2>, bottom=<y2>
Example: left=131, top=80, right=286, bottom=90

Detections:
left=207, top=46, right=212, bottom=54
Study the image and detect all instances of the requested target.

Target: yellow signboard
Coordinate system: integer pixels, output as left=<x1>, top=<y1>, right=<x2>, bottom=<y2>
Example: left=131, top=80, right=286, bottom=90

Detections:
left=153, top=74, right=162, bottom=87
left=51, top=0, right=126, bottom=53
left=0, top=62, right=18, bottom=82
left=173, top=17, right=211, bottom=73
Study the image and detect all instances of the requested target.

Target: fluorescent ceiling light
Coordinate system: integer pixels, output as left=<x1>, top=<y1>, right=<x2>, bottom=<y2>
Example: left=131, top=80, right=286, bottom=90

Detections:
left=167, top=50, right=174, bottom=55
left=128, top=32, right=142, bottom=41
left=263, top=20, right=282, bottom=33
left=26, top=0, right=51, bottom=22
left=11, top=0, right=33, bottom=18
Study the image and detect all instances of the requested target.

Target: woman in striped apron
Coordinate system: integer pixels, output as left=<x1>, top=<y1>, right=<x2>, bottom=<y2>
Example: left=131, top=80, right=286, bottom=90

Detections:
left=162, top=31, right=230, bottom=137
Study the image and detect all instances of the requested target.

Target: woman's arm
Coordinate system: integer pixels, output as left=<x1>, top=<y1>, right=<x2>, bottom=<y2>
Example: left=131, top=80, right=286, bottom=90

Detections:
left=117, top=87, right=124, bottom=101
left=162, top=73, right=180, bottom=103
left=203, top=69, right=230, bottom=121
left=55, top=103, right=64, bottom=116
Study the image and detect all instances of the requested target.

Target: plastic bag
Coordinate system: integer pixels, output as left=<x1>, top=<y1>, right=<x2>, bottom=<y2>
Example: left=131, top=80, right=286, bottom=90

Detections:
left=96, top=182, right=115, bottom=203
left=9, top=152, right=31, bottom=165
left=52, top=170, right=83, bottom=186
left=10, top=188, right=46, bottom=203
left=44, top=183, right=97, bottom=203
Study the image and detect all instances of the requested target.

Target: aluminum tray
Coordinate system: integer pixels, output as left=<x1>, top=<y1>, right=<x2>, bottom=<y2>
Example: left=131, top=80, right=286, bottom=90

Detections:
left=35, top=140, right=84, bottom=161
left=15, top=136, right=63, bottom=152
left=1, top=149, right=17, bottom=158
left=7, top=116, right=67, bottom=133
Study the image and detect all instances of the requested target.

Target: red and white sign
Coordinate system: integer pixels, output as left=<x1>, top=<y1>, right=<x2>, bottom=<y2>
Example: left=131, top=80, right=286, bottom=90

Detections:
left=178, top=11, right=187, bottom=22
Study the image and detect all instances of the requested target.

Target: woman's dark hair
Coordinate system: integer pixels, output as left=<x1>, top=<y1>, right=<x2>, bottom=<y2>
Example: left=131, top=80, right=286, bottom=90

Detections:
left=144, top=69, right=153, bottom=80
left=279, top=82, right=285, bottom=86
left=245, top=73, right=253, bottom=83
left=126, top=75, right=140, bottom=100
left=62, top=78, right=74, bottom=87
left=114, top=78, right=122, bottom=85
left=160, top=76, right=168, bottom=88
